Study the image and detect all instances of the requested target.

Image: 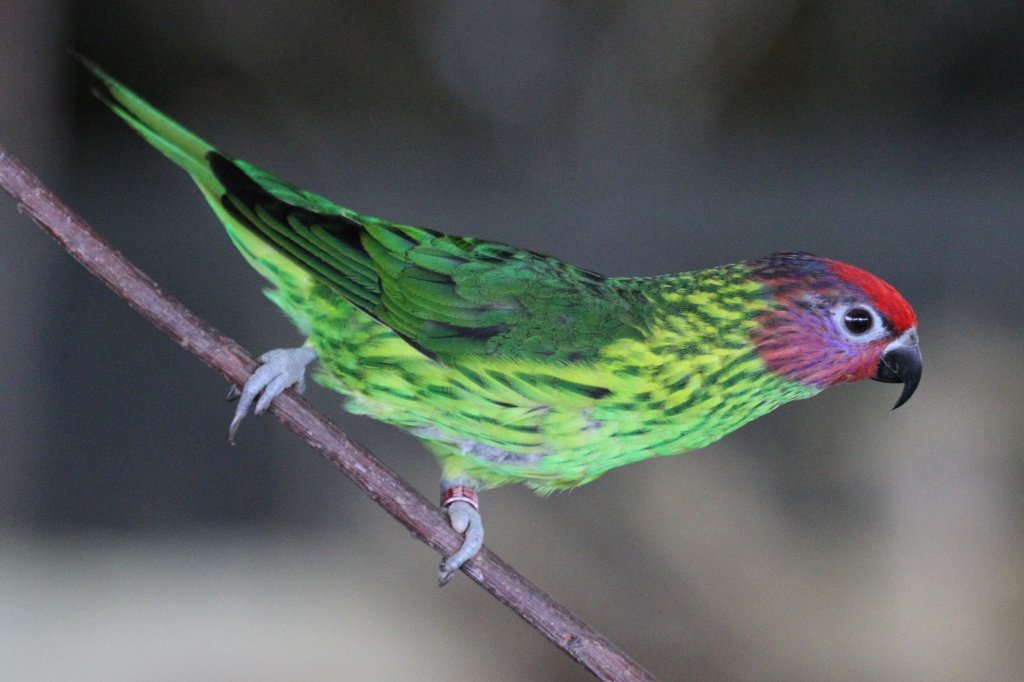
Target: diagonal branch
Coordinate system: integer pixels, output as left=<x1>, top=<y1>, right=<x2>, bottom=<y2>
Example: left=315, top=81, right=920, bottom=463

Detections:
left=0, top=144, right=656, bottom=682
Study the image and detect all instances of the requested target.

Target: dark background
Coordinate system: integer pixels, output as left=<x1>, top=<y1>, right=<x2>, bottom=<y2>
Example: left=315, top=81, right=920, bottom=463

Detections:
left=2, top=2, right=1022, bottom=680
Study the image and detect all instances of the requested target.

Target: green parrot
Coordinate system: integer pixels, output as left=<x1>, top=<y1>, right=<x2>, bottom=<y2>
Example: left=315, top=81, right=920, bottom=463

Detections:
left=84, top=59, right=921, bottom=583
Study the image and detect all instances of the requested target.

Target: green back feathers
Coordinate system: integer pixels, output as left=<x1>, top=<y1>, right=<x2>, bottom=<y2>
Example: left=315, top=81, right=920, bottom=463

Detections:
left=83, top=57, right=649, bottom=362
left=210, top=154, right=647, bottom=360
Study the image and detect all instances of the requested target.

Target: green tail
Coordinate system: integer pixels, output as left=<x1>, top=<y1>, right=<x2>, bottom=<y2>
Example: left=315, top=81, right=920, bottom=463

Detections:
left=82, top=55, right=218, bottom=188
left=83, top=55, right=374, bottom=218
left=80, top=55, right=339, bottom=330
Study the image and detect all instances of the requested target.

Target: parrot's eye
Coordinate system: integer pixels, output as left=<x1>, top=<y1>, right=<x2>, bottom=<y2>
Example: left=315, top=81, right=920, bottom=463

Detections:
left=831, top=303, right=887, bottom=343
left=843, top=307, right=874, bottom=335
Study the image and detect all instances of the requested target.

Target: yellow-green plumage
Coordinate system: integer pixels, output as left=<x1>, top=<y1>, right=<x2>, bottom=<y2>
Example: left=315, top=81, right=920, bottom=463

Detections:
left=313, top=273, right=818, bottom=492
left=87, top=61, right=827, bottom=494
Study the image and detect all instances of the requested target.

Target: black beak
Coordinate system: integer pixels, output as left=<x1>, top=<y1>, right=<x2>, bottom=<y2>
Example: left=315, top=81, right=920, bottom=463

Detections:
left=873, top=344, right=922, bottom=409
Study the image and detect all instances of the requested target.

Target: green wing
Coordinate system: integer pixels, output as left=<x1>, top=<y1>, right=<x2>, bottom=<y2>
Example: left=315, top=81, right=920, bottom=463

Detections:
left=211, top=155, right=646, bottom=360
left=82, top=55, right=646, bottom=361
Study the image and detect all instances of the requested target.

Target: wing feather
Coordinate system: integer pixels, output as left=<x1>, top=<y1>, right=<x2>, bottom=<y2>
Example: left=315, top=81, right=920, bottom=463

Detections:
left=210, top=153, right=646, bottom=360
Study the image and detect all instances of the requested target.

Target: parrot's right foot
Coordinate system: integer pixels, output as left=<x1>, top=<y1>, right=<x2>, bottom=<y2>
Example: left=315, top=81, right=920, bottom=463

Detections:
left=437, top=483, right=484, bottom=586
left=228, top=346, right=318, bottom=443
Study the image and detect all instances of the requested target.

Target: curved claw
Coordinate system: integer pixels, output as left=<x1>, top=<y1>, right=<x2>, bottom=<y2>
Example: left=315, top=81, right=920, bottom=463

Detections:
left=228, top=346, right=317, bottom=443
left=437, top=501, right=484, bottom=587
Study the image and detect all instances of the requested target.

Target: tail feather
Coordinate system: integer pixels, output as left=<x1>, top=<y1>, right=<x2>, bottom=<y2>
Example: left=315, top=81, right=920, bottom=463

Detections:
left=78, top=55, right=323, bottom=319
left=78, top=54, right=218, bottom=187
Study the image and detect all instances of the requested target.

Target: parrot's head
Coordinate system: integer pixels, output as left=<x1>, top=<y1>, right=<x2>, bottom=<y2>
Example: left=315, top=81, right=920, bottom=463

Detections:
left=750, top=252, right=921, bottom=408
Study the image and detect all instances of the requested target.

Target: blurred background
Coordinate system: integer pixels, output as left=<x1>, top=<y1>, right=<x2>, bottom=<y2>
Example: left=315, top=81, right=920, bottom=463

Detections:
left=1, top=2, right=1022, bottom=680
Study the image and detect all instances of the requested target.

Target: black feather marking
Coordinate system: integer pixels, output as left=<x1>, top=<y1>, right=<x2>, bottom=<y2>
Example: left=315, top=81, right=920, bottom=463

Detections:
left=209, top=152, right=269, bottom=196
left=423, top=321, right=509, bottom=341
left=208, top=152, right=369, bottom=258
left=519, top=374, right=612, bottom=400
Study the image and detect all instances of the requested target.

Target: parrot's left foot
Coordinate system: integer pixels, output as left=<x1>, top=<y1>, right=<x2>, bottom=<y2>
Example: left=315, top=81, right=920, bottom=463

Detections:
left=437, top=482, right=484, bottom=586
left=228, top=346, right=318, bottom=442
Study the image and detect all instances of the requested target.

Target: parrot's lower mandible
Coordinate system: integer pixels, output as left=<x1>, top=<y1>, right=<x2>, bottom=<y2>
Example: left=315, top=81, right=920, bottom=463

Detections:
left=83, top=59, right=921, bottom=584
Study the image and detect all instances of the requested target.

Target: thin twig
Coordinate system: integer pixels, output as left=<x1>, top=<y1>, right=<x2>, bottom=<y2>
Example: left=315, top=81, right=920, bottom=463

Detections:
left=0, top=144, right=657, bottom=682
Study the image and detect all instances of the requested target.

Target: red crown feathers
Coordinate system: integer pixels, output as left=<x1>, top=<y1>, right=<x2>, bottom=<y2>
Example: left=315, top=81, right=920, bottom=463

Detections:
left=826, top=259, right=916, bottom=333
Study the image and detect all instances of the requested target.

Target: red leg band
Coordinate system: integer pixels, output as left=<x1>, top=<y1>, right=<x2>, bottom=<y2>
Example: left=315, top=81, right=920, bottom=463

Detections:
left=441, top=485, right=479, bottom=511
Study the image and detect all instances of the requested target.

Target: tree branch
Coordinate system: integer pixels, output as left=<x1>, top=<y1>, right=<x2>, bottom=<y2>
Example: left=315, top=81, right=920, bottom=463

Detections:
left=0, top=144, right=656, bottom=682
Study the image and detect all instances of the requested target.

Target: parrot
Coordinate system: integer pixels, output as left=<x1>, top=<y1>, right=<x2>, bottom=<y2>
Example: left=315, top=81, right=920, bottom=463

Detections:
left=83, top=59, right=921, bottom=584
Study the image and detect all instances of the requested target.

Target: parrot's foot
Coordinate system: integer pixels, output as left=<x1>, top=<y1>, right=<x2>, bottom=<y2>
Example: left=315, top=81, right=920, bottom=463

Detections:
left=228, top=346, right=318, bottom=443
left=437, top=483, right=484, bottom=587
